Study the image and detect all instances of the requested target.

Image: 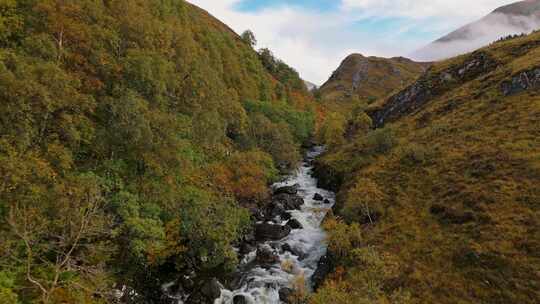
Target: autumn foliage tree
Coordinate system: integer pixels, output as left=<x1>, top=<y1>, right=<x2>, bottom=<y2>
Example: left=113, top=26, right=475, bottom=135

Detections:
left=0, top=0, right=317, bottom=302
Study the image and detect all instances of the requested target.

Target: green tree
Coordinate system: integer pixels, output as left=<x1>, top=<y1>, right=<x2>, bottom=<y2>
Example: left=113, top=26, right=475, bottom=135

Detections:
left=241, top=29, right=257, bottom=48
left=0, top=0, right=22, bottom=46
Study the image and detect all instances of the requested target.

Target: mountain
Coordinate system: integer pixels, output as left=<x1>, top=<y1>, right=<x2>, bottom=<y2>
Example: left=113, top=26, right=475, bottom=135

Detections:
left=318, top=54, right=429, bottom=102
left=412, top=0, right=540, bottom=61
left=312, top=31, right=540, bottom=303
left=0, top=1, right=317, bottom=303
left=305, top=80, right=319, bottom=91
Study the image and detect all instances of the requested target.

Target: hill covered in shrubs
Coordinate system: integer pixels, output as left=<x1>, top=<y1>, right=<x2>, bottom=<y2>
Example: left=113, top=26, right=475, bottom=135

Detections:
left=0, top=1, right=318, bottom=303
left=312, top=30, right=540, bottom=304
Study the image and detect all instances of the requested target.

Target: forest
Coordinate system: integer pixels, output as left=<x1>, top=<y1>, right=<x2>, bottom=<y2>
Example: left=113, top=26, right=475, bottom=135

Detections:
left=0, top=0, right=319, bottom=303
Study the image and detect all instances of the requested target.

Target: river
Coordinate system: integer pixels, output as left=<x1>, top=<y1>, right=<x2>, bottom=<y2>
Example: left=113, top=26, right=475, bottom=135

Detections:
left=215, top=146, right=335, bottom=304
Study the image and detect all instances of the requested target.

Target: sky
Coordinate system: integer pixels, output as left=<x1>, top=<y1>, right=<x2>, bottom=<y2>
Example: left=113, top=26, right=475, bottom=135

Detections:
left=189, top=0, right=519, bottom=84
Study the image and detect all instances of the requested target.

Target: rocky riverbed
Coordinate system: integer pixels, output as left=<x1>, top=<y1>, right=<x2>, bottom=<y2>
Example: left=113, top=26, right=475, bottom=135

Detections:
left=214, top=146, right=335, bottom=304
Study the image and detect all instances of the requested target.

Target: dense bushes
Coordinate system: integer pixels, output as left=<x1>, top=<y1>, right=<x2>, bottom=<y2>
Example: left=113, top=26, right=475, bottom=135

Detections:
left=342, top=178, right=386, bottom=224
left=242, top=100, right=316, bottom=169
left=0, top=1, right=317, bottom=302
left=243, top=99, right=315, bottom=144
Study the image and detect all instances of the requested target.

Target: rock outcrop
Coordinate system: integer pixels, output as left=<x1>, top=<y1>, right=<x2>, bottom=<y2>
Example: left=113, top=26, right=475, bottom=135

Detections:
left=501, top=66, right=540, bottom=95
left=254, top=223, right=292, bottom=241
left=371, top=51, right=497, bottom=128
left=256, top=245, right=280, bottom=266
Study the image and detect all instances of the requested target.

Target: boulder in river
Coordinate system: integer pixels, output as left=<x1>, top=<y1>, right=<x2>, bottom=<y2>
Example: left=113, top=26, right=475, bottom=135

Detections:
left=323, top=199, right=331, bottom=204
left=233, top=295, right=248, bottom=304
left=286, top=218, right=303, bottom=230
left=255, top=223, right=291, bottom=241
left=265, top=201, right=286, bottom=220
left=249, top=208, right=265, bottom=221
left=256, top=245, right=280, bottom=265
left=312, top=253, right=335, bottom=290
left=239, top=242, right=255, bottom=255
left=190, top=278, right=221, bottom=303
left=313, top=193, right=324, bottom=201
left=273, top=193, right=304, bottom=210
left=281, top=243, right=306, bottom=260
left=274, top=184, right=299, bottom=195
left=279, top=287, right=294, bottom=303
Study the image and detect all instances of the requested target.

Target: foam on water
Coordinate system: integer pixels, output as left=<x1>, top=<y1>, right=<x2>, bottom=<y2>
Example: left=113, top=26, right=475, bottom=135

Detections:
left=215, top=146, right=334, bottom=304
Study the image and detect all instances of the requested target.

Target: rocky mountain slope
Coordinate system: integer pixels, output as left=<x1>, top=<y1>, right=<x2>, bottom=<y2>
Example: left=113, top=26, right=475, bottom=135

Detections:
left=318, top=54, right=429, bottom=103
left=312, top=29, right=540, bottom=304
left=412, top=0, right=540, bottom=61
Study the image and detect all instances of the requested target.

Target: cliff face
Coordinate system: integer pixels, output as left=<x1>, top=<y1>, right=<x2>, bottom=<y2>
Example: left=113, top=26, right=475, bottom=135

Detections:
left=370, top=51, right=498, bottom=127
left=374, top=33, right=540, bottom=127
left=318, top=54, right=428, bottom=102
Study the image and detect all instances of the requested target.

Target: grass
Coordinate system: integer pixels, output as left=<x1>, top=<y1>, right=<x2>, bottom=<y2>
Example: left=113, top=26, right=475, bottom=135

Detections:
left=313, top=31, right=540, bottom=303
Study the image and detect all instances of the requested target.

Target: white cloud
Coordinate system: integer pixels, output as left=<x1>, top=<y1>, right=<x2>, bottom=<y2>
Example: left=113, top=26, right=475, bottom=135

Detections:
left=189, top=0, right=519, bottom=84
left=341, top=0, right=515, bottom=19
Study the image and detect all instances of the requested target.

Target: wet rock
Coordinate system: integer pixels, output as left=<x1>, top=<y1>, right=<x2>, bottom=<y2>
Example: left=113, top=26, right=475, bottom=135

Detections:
left=249, top=208, right=265, bottom=221
left=279, top=287, right=294, bottom=303
left=233, top=295, right=248, bottom=304
left=323, top=199, right=331, bottom=204
left=265, top=202, right=287, bottom=220
left=197, top=278, right=221, bottom=303
left=312, top=253, right=335, bottom=290
left=255, top=223, right=291, bottom=241
left=313, top=193, right=324, bottom=201
left=281, top=243, right=293, bottom=253
left=281, top=243, right=306, bottom=260
left=286, top=218, right=303, bottom=230
left=274, top=184, right=299, bottom=195
left=280, top=212, right=292, bottom=221
left=256, top=245, right=280, bottom=265
left=273, top=193, right=304, bottom=210
left=239, top=243, right=255, bottom=255
left=243, top=231, right=256, bottom=244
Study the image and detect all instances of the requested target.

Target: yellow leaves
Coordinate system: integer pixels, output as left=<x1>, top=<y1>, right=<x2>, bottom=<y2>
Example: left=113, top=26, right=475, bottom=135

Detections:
left=207, top=150, right=274, bottom=204
left=150, top=218, right=187, bottom=265
left=342, top=178, right=386, bottom=223
left=317, top=112, right=347, bottom=148
left=46, top=142, right=73, bottom=172
left=323, top=216, right=362, bottom=260
left=348, top=178, right=385, bottom=205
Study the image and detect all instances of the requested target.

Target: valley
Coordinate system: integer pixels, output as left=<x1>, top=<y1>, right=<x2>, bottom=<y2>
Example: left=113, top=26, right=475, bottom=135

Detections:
left=0, top=1, right=539, bottom=304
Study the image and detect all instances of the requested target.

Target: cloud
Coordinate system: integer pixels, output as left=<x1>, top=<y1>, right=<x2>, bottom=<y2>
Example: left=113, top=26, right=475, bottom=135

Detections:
left=189, top=0, right=519, bottom=84
left=411, top=12, right=540, bottom=61
left=341, top=0, right=515, bottom=19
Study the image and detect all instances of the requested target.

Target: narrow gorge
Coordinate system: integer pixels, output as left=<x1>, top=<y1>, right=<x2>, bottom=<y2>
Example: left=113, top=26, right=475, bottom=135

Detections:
left=215, top=147, right=335, bottom=304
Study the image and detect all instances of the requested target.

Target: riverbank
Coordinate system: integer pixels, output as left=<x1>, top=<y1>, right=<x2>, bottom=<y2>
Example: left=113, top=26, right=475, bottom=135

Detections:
left=214, top=146, right=336, bottom=304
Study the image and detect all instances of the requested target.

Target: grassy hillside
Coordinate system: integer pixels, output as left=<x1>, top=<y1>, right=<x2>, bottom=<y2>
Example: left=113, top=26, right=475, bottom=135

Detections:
left=318, top=54, right=428, bottom=103
left=311, top=31, right=540, bottom=304
left=0, top=1, right=317, bottom=303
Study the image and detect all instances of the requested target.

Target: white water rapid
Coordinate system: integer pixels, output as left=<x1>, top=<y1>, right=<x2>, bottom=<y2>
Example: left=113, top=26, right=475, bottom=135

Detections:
left=215, top=146, right=335, bottom=304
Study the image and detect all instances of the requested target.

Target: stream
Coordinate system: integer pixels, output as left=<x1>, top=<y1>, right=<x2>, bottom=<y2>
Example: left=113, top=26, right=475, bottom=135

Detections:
left=215, top=146, right=335, bottom=304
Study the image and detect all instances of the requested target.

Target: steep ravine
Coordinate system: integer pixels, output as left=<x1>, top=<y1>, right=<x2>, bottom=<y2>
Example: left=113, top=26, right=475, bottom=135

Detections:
left=214, top=147, right=336, bottom=304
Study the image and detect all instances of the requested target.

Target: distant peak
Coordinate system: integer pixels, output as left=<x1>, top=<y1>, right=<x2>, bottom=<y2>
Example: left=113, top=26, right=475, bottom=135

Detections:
left=493, top=0, right=540, bottom=16
left=344, top=53, right=365, bottom=60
